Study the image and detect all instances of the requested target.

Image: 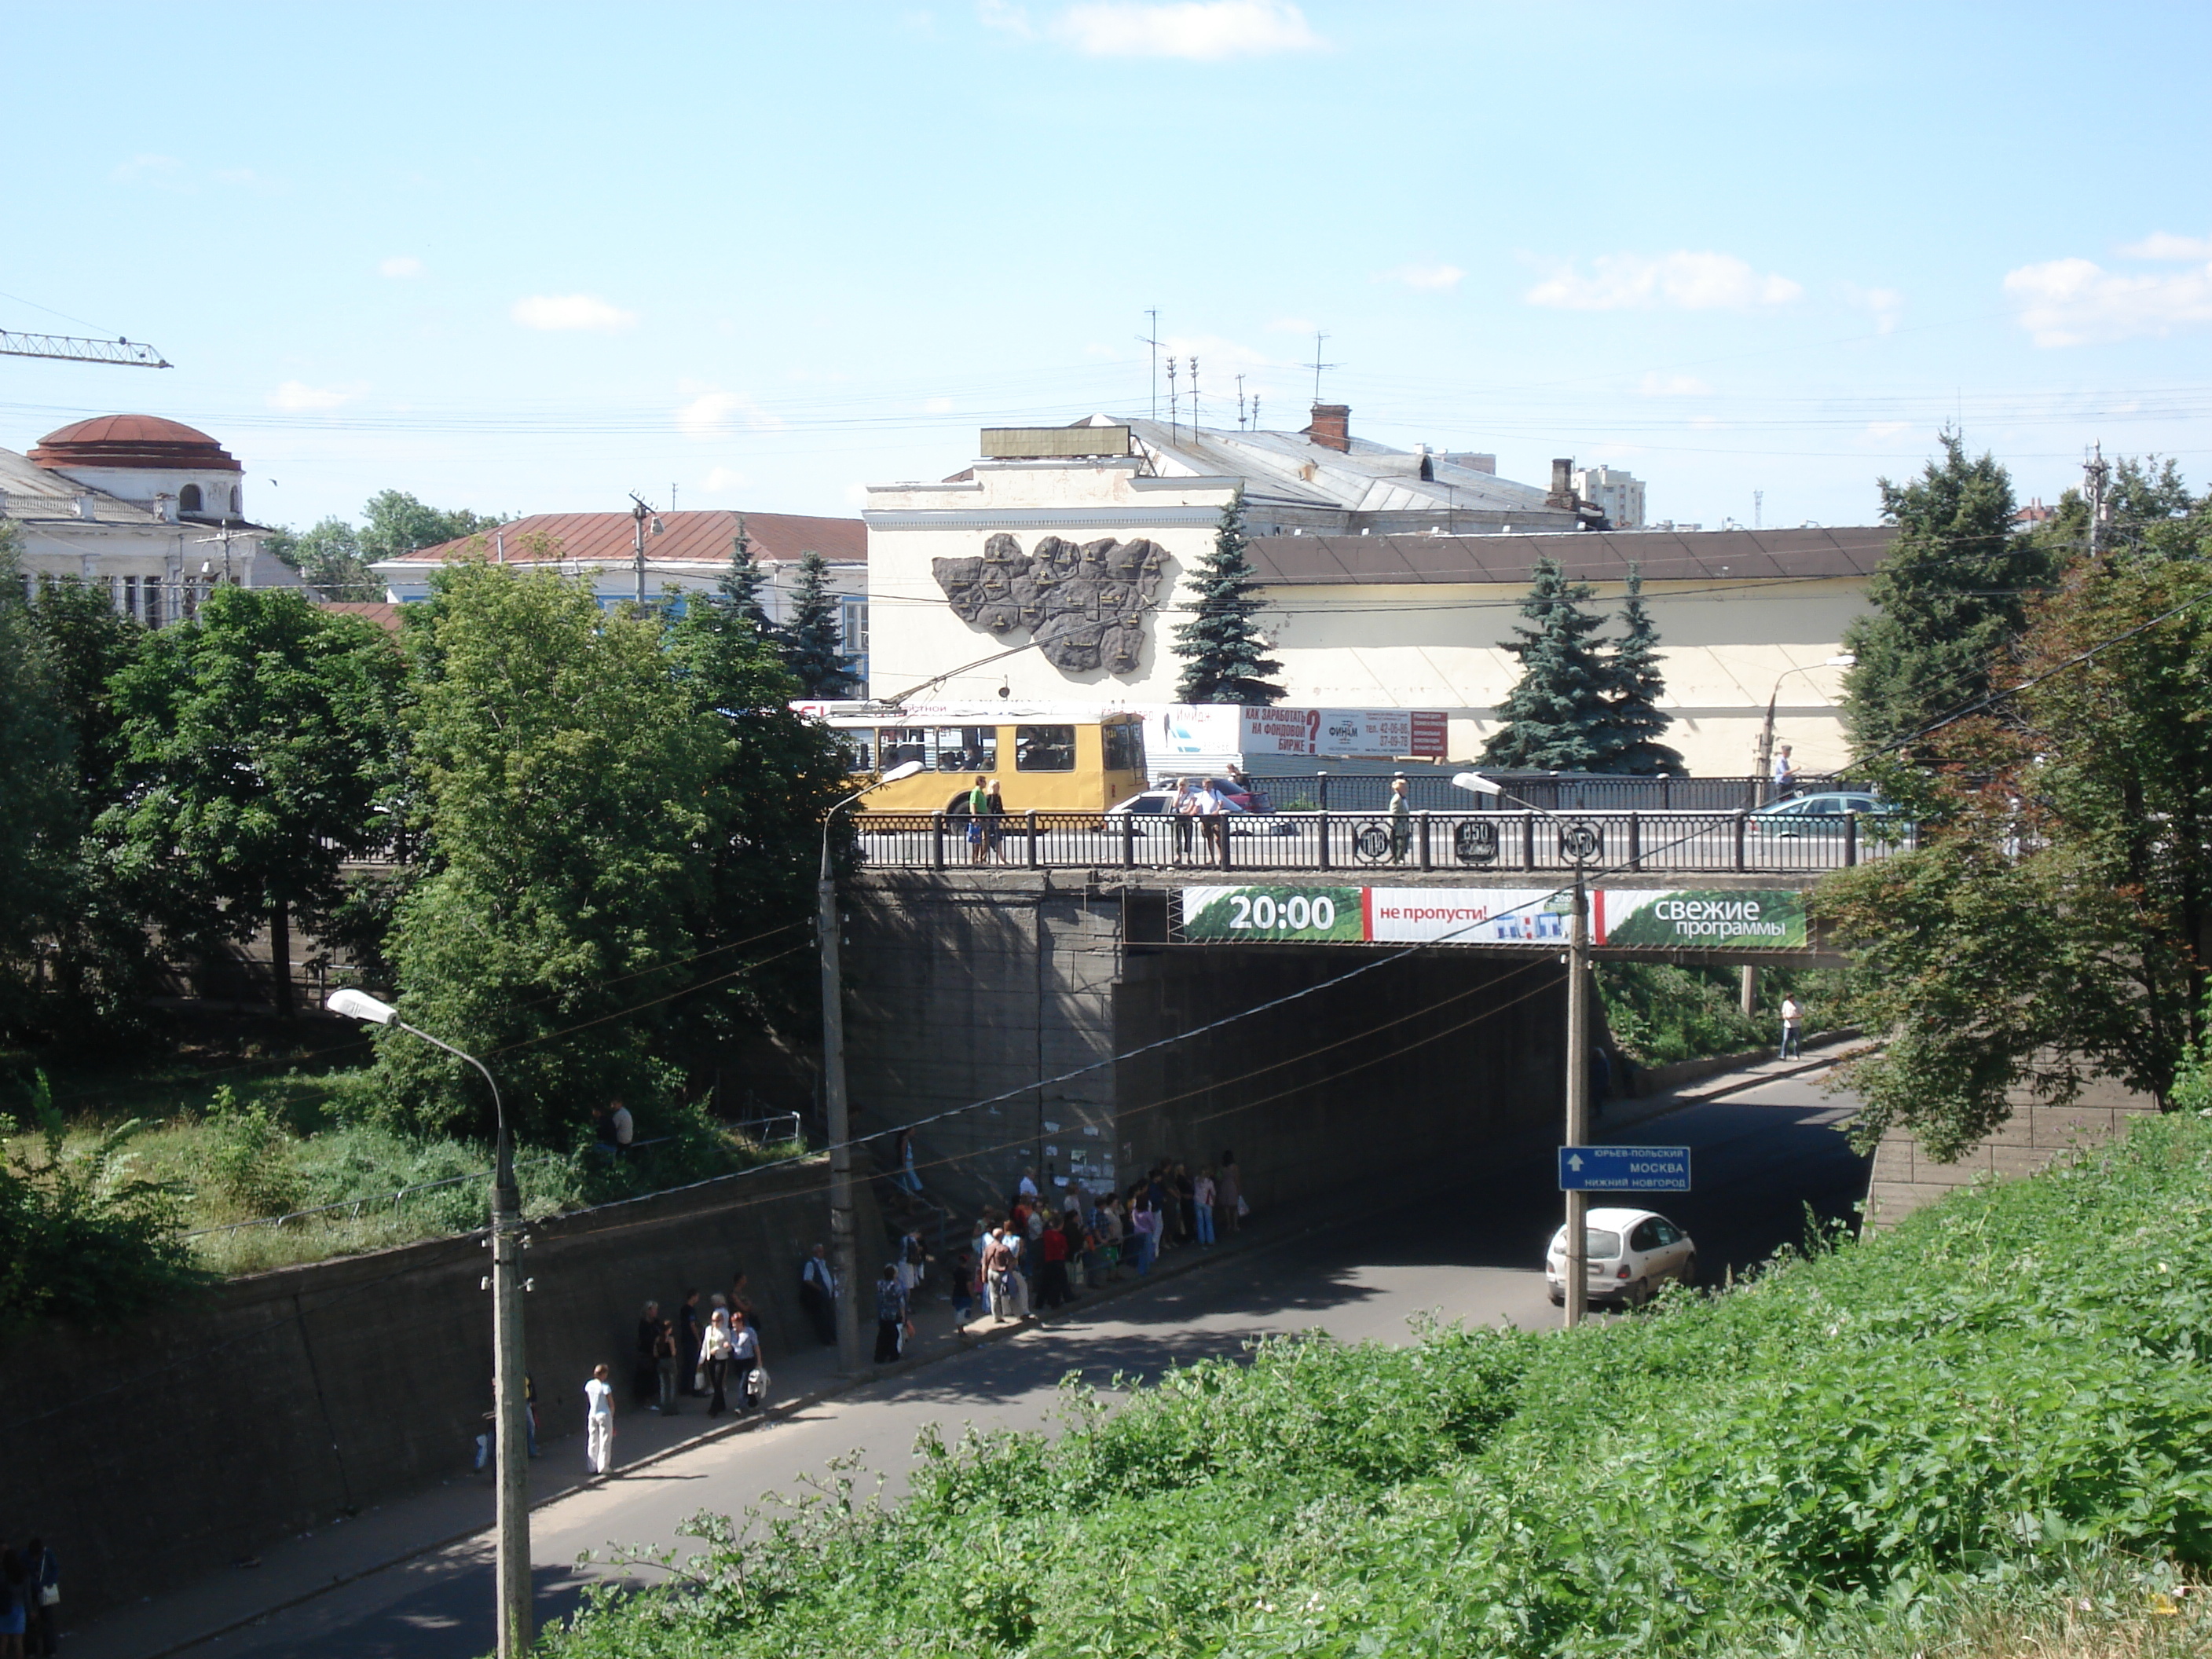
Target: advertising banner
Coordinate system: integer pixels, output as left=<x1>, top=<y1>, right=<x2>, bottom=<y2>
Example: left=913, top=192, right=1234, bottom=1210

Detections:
left=1149, top=706, right=1451, bottom=764
left=1180, top=885, right=1809, bottom=950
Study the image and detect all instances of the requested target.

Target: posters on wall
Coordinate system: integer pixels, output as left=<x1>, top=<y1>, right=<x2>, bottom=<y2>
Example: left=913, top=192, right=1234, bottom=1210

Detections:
left=1181, top=884, right=1809, bottom=949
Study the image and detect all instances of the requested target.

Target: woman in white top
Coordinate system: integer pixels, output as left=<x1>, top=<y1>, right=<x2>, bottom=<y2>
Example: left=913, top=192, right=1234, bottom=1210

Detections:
left=699, top=1309, right=737, bottom=1418
left=584, top=1363, right=616, bottom=1475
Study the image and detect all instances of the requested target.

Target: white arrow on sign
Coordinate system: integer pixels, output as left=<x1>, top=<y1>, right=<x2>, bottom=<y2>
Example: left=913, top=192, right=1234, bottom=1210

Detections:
left=1566, top=1153, right=1584, bottom=1171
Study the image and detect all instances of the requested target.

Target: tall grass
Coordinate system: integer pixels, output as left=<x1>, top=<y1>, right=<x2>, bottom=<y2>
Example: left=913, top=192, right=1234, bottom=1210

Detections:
left=546, top=1111, right=2212, bottom=1657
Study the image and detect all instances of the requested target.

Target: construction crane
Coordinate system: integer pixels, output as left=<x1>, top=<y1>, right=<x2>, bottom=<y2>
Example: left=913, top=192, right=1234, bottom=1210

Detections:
left=0, top=330, right=170, bottom=368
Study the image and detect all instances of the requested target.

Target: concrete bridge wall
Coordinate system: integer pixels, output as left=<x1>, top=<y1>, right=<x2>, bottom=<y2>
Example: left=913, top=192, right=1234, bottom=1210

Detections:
left=841, top=872, right=1569, bottom=1220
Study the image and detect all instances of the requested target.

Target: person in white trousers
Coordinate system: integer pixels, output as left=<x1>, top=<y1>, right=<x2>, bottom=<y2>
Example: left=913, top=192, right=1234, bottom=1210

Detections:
left=584, top=1362, right=616, bottom=1475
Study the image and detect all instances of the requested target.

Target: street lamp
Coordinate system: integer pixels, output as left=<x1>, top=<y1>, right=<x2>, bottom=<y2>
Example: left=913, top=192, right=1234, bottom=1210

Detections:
left=326, top=989, right=531, bottom=1659
left=817, top=758, right=925, bottom=1374
left=1755, top=655, right=1856, bottom=804
left=1453, top=771, right=1597, bottom=1331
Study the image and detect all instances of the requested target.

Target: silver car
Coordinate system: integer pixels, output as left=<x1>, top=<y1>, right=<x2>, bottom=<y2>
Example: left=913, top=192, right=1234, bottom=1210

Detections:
left=1545, top=1206, right=1697, bottom=1308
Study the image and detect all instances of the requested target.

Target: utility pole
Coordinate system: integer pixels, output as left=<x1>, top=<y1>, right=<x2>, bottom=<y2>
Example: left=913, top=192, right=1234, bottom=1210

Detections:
left=1563, top=873, right=1591, bottom=1329
left=2085, top=442, right=2111, bottom=562
left=1139, top=309, right=1162, bottom=422
left=817, top=835, right=862, bottom=1373
left=1236, top=373, right=1247, bottom=430
left=489, top=1130, right=531, bottom=1655
left=628, top=494, right=654, bottom=606
left=1188, top=356, right=1200, bottom=434
left=1166, top=356, right=1179, bottom=440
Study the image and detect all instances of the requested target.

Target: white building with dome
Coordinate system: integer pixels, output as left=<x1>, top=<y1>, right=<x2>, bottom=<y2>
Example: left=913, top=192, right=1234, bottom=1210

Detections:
left=2, top=414, right=292, bottom=624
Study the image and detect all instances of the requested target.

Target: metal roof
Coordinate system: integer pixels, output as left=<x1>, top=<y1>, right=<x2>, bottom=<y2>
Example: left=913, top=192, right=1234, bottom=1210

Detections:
left=1245, top=526, right=1896, bottom=585
left=394, top=507, right=866, bottom=566
left=1115, top=416, right=1559, bottom=516
left=0, top=446, right=167, bottom=524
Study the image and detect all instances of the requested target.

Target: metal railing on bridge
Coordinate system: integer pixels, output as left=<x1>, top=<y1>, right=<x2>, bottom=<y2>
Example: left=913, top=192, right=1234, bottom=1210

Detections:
left=854, top=808, right=1910, bottom=877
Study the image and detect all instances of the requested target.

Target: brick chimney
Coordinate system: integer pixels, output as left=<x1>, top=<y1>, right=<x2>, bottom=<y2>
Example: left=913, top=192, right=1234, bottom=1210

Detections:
left=1306, top=403, right=1351, bottom=453
left=1547, top=457, right=1577, bottom=511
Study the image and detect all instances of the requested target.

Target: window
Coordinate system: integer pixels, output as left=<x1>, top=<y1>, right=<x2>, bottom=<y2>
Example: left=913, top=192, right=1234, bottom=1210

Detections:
left=1102, top=720, right=1145, bottom=775
left=228, top=485, right=240, bottom=514
left=876, top=727, right=998, bottom=775
left=841, top=599, right=869, bottom=655
left=179, top=483, right=203, bottom=514
left=1628, top=1219, right=1659, bottom=1251
left=1583, top=1229, right=1621, bottom=1261
left=1650, top=1218, right=1681, bottom=1246
left=1015, top=724, right=1076, bottom=771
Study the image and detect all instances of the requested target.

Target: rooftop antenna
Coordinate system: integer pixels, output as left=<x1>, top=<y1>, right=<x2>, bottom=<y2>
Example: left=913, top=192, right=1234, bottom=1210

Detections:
left=670, top=482, right=678, bottom=511
left=1166, top=355, right=1179, bottom=439
left=1252, top=394, right=1261, bottom=430
left=1188, top=356, right=1199, bottom=434
left=1309, top=330, right=1338, bottom=403
left=1138, top=309, right=1162, bottom=421
left=1753, top=489, right=1763, bottom=530
left=1236, top=373, right=1247, bottom=430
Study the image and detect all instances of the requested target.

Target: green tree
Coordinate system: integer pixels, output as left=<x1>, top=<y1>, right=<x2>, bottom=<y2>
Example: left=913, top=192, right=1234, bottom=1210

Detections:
left=663, top=587, right=853, bottom=1072
left=382, top=558, right=725, bottom=1140
left=1818, top=532, right=2212, bottom=1158
left=1172, top=493, right=1283, bottom=705
left=1481, top=555, right=1613, bottom=771
left=782, top=550, right=859, bottom=698
left=0, top=533, right=80, bottom=1047
left=1595, top=565, right=1683, bottom=775
left=1840, top=431, right=2054, bottom=753
left=358, top=489, right=505, bottom=562
left=717, top=521, right=775, bottom=633
left=98, top=588, right=401, bottom=1016
left=267, top=516, right=380, bottom=601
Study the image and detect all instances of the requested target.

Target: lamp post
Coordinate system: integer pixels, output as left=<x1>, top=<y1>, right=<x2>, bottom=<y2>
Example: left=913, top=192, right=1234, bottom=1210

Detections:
left=1754, top=655, right=1856, bottom=805
left=1452, top=771, right=1597, bottom=1329
left=817, top=759, right=925, bottom=1374
left=324, top=989, right=530, bottom=1657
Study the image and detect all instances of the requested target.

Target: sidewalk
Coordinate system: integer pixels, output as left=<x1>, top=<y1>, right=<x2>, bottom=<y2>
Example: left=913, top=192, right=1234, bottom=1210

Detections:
left=69, top=1190, right=1300, bottom=1659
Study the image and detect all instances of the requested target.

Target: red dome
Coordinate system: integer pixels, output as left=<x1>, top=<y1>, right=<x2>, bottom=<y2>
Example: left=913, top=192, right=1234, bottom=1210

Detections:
left=28, top=413, right=241, bottom=473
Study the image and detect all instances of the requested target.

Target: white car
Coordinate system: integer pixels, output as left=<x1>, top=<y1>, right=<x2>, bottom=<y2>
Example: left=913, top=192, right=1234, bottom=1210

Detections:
left=1545, top=1207, right=1697, bottom=1308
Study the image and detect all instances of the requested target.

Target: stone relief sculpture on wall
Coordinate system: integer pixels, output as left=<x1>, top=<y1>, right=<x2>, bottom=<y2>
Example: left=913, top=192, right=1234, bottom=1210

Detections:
left=931, top=533, right=1167, bottom=674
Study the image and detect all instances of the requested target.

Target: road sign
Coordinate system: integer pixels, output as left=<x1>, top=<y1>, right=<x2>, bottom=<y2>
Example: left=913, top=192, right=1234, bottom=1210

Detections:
left=1558, top=1144, right=1692, bottom=1192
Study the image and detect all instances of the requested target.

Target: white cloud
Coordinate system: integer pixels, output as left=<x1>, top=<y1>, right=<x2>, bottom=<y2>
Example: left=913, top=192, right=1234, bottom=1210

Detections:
left=675, top=383, right=782, bottom=438
left=111, top=153, right=187, bottom=187
left=266, top=380, right=364, bottom=411
left=1526, top=251, right=1803, bottom=312
left=1637, top=372, right=1714, bottom=397
left=1862, top=421, right=1910, bottom=441
left=511, top=293, right=638, bottom=332
left=2004, top=255, right=2212, bottom=346
left=1030, top=0, right=1324, bottom=57
left=704, top=466, right=749, bottom=493
left=1379, top=261, right=1464, bottom=292
left=379, top=255, right=425, bottom=279
left=925, top=396, right=955, bottom=412
left=2118, top=231, right=2212, bottom=261
left=1840, top=281, right=1904, bottom=333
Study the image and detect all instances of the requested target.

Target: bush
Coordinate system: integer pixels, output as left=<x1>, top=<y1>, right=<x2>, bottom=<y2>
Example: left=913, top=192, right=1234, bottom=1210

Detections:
left=544, top=1111, right=2212, bottom=1657
left=0, top=1074, right=207, bottom=1331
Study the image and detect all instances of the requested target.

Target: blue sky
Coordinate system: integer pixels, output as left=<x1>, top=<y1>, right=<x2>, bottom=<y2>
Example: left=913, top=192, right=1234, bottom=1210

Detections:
left=5, top=1, right=2208, bottom=533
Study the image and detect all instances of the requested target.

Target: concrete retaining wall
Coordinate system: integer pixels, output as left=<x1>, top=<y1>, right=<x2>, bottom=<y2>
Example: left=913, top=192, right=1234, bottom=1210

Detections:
left=0, top=1159, right=875, bottom=1622
left=1862, top=1072, right=2160, bottom=1229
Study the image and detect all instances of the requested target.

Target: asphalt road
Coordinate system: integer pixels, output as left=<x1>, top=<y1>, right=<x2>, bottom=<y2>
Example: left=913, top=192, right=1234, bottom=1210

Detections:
left=163, top=1067, right=1866, bottom=1659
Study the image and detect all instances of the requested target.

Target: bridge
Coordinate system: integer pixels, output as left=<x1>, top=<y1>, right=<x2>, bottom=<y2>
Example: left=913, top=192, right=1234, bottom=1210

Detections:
left=835, top=849, right=1854, bottom=1224
left=855, top=806, right=1903, bottom=878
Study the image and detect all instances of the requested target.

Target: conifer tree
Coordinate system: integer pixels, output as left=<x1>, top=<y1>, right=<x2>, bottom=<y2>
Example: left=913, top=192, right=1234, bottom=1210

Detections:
left=1480, top=555, right=1613, bottom=771
left=1172, top=494, right=1283, bottom=705
left=716, top=521, right=775, bottom=633
left=783, top=550, right=860, bottom=698
left=1596, top=565, right=1684, bottom=775
left=1840, top=430, right=2052, bottom=752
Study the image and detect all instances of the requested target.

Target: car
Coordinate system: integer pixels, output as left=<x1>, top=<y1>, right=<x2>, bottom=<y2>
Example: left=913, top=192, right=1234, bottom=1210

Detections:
left=1545, top=1206, right=1696, bottom=1308
left=1108, top=777, right=1268, bottom=815
left=1749, top=791, right=1899, bottom=836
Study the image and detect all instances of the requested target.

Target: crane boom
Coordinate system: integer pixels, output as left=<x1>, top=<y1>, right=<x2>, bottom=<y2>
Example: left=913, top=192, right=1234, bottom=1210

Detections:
left=0, top=330, right=170, bottom=368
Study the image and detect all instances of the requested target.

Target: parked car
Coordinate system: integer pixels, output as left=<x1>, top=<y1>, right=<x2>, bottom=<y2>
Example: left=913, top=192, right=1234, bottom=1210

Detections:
left=1749, top=791, right=1900, bottom=836
left=1545, top=1207, right=1697, bottom=1308
left=1108, top=778, right=1268, bottom=815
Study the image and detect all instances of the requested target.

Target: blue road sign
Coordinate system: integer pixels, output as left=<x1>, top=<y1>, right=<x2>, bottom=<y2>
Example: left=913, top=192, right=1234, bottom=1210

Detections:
left=1558, top=1144, right=1692, bottom=1192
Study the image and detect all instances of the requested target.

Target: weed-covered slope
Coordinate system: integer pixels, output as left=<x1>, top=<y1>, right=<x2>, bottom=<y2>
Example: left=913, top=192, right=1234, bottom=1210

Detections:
left=547, top=1115, right=2212, bottom=1658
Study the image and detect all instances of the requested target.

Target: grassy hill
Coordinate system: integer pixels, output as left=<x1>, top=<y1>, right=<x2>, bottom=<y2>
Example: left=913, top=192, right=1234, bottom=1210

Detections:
left=543, top=1112, right=2212, bottom=1657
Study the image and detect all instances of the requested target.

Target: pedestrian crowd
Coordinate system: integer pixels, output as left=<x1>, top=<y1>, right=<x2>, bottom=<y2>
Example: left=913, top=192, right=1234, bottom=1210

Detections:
left=0, top=1536, right=58, bottom=1658
left=954, top=1151, right=1246, bottom=1331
